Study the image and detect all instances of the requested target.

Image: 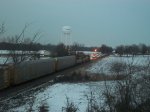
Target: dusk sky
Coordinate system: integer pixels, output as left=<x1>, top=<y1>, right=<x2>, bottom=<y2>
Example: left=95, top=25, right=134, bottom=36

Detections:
left=0, top=0, right=150, bottom=47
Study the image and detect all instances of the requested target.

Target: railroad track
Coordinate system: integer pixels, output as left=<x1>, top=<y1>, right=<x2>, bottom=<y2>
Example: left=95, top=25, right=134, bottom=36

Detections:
left=0, top=60, right=97, bottom=102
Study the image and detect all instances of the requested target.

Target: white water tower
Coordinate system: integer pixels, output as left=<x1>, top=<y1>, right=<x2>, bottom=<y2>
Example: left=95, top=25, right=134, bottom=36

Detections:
left=61, top=26, right=72, bottom=48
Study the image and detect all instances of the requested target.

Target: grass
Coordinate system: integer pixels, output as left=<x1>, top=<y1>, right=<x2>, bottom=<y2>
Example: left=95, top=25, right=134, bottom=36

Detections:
left=54, top=70, right=125, bottom=83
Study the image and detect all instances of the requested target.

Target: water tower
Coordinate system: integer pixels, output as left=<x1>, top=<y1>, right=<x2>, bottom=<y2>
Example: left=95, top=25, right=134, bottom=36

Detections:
left=61, top=26, right=72, bottom=49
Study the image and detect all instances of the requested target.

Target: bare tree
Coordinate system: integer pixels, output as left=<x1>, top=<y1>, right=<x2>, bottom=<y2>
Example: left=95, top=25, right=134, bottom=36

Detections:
left=55, top=43, right=68, bottom=57
left=102, top=56, right=150, bottom=112
left=38, top=103, right=49, bottom=112
left=0, top=22, right=9, bottom=67
left=83, top=56, right=150, bottom=112
left=85, top=91, right=103, bottom=112
left=5, top=24, right=41, bottom=65
left=62, top=96, right=79, bottom=112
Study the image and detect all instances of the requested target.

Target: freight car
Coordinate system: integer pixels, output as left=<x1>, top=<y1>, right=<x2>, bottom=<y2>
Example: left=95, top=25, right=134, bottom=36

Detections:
left=55, top=56, right=76, bottom=71
left=0, top=55, right=90, bottom=90
left=0, top=68, right=10, bottom=89
left=13, top=58, right=56, bottom=85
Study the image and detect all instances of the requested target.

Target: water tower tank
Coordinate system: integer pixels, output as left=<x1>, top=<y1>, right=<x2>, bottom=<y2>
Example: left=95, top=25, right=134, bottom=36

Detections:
left=62, top=26, right=71, bottom=34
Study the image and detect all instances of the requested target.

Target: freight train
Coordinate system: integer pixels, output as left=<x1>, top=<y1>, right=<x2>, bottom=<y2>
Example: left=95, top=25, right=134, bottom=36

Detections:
left=0, top=55, right=90, bottom=90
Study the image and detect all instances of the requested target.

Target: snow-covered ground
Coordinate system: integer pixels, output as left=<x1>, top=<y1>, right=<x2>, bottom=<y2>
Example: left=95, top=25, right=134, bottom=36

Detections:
left=1, top=55, right=150, bottom=112
left=86, top=55, right=150, bottom=75
left=0, top=81, right=115, bottom=112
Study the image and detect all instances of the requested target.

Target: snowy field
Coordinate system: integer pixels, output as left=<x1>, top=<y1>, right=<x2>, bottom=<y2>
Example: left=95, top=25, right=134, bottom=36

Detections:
left=86, top=55, right=150, bottom=75
left=0, top=81, right=115, bottom=112
left=1, top=55, right=150, bottom=112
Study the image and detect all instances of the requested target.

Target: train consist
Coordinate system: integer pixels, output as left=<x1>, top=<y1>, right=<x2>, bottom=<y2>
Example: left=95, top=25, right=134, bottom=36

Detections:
left=0, top=55, right=90, bottom=90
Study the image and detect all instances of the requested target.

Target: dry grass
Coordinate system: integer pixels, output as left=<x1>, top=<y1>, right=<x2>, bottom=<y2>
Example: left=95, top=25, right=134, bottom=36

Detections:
left=54, top=71, right=125, bottom=83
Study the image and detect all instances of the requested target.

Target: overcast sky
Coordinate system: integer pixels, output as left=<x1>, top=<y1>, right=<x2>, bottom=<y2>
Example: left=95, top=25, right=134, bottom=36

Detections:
left=0, top=0, right=150, bottom=47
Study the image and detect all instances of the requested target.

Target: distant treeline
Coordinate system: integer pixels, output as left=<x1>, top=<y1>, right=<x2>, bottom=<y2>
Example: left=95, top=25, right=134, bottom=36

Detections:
left=94, top=44, right=150, bottom=55
left=0, top=42, right=95, bottom=51
left=0, top=42, right=56, bottom=51
left=0, top=42, right=96, bottom=57
left=0, top=42, right=150, bottom=56
left=115, top=44, right=150, bottom=55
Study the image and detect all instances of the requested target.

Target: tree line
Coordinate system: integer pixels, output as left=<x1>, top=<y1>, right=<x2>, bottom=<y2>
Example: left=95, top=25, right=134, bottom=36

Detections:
left=115, top=44, right=150, bottom=56
left=0, top=42, right=56, bottom=51
left=1, top=42, right=150, bottom=56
